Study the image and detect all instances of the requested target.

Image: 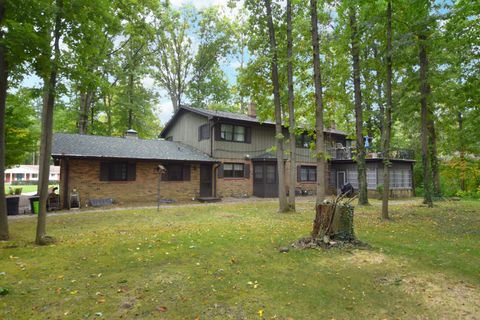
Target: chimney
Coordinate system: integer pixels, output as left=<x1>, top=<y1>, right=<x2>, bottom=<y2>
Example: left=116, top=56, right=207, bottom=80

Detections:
left=247, top=102, right=257, bottom=118
left=125, top=128, right=138, bottom=139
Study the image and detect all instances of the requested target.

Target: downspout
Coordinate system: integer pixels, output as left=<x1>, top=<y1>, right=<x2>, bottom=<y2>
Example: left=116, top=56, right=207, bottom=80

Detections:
left=63, top=158, right=69, bottom=209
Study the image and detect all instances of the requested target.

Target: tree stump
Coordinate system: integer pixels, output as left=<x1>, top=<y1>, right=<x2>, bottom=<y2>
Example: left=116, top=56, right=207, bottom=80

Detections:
left=311, top=203, right=355, bottom=241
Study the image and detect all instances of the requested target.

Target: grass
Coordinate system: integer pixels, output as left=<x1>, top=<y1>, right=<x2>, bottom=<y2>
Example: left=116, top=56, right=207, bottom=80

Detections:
left=1, top=198, right=479, bottom=319
left=4, top=184, right=59, bottom=195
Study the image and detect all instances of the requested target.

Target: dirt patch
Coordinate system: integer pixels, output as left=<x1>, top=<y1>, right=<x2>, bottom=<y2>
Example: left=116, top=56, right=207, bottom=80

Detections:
left=401, top=273, right=480, bottom=319
left=342, top=250, right=389, bottom=265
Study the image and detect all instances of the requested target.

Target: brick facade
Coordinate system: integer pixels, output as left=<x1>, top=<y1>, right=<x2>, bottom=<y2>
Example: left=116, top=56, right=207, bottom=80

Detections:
left=62, top=159, right=201, bottom=208
left=216, top=159, right=253, bottom=197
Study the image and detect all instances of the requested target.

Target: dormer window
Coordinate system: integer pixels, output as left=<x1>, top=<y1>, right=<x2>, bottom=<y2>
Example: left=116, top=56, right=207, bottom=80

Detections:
left=220, top=124, right=246, bottom=142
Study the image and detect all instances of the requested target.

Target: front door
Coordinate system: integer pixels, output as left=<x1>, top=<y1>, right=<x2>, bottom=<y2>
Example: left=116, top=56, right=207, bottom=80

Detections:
left=200, top=164, right=212, bottom=197
left=253, top=162, right=278, bottom=197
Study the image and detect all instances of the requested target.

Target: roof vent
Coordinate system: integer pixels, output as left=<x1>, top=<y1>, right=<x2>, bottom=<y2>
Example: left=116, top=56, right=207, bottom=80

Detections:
left=125, top=129, right=138, bottom=139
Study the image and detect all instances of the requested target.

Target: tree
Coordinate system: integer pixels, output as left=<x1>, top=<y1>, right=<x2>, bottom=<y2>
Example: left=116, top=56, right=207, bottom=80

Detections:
left=381, top=0, right=393, bottom=220
left=310, top=0, right=326, bottom=205
left=0, top=0, right=8, bottom=240
left=264, top=0, right=289, bottom=212
left=36, top=0, right=63, bottom=245
left=349, top=3, right=369, bottom=205
left=286, top=0, right=296, bottom=210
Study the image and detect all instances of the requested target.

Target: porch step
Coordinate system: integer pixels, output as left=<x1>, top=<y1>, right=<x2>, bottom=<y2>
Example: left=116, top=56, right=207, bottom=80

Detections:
left=197, top=197, right=222, bottom=203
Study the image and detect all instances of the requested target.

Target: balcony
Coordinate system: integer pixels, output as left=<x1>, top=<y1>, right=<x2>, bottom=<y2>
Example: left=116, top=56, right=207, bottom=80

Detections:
left=327, top=147, right=414, bottom=161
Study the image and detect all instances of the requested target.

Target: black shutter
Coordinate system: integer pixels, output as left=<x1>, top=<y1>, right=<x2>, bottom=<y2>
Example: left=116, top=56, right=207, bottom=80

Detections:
left=245, top=126, right=251, bottom=143
left=127, top=162, right=136, bottom=181
left=205, top=124, right=211, bottom=139
left=297, top=166, right=301, bottom=182
left=198, top=126, right=202, bottom=141
left=182, top=164, right=191, bottom=181
left=218, top=164, right=224, bottom=178
left=244, top=163, right=250, bottom=179
left=100, top=162, right=109, bottom=181
left=214, top=123, right=221, bottom=141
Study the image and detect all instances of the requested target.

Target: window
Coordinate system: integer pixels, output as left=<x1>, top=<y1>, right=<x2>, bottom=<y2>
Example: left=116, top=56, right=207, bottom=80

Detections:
left=220, top=124, right=247, bottom=142
left=198, top=124, right=210, bottom=141
left=100, top=162, right=136, bottom=181
left=296, top=133, right=313, bottom=148
left=367, top=168, right=377, bottom=189
left=254, top=165, right=263, bottom=182
left=223, top=163, right=245, bottom=178
left=163, top=164, right=190, bottom=181
left=266, top=165, right=276, bottom=183
left=298, top=166, right=316, bottom=182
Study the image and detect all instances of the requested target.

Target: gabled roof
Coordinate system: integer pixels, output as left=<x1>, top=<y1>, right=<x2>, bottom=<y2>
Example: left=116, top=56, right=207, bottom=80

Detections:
left=52, top=133, right=217, bottom=163
left=160, top=106, right=347, bottom=137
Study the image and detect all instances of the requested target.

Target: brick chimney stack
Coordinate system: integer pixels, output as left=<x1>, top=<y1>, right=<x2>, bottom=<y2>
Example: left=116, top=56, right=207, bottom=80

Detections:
left=247, top=102, right=257, bottom=118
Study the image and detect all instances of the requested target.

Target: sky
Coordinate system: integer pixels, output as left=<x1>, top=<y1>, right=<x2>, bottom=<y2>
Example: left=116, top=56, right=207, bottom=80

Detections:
left=21, top=0, right=243, bottom=126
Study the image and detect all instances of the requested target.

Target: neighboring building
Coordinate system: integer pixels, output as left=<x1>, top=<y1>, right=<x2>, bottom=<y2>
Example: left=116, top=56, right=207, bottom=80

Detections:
left=52, top=105, right=415, bottom=208
left=4, top=165, right=60, bottom=183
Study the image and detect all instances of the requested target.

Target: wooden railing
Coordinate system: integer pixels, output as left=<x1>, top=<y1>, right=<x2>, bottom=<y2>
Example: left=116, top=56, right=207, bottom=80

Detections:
left=327, top=147, right=414, bottom=160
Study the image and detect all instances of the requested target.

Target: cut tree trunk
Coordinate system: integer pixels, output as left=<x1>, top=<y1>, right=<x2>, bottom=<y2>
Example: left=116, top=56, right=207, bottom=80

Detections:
left=311, top=203, right=355, bottom=242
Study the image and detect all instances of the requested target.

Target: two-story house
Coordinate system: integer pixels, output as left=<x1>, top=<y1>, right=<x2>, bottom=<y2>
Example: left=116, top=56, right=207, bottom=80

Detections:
left=52, top=105, right=415, bottom=208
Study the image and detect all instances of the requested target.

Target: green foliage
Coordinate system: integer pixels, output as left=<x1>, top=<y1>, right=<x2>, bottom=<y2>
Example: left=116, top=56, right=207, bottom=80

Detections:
left=5, top=89, right=39, bottom=167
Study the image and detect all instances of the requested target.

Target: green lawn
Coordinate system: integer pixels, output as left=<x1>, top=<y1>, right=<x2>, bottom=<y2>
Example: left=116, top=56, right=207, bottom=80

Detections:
left=4, top=184, right=59, bottom=195
left=1, top=199, right=479, bottom=319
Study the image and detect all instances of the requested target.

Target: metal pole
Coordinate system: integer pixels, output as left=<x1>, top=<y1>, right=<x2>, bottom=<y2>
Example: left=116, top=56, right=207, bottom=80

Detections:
left=157, top=174, right=160, bottom=212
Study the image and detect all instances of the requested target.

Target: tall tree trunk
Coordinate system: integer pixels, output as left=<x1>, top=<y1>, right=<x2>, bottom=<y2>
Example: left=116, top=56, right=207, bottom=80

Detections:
left=310, top=0, right=326, bottom=205
left=104, top=93, right=112, bottom=135
left=78, top=90, right=92, bottom=134
left=458, top=112, right=465, bottom=191
left=0, top=1, right=9, bottom=240
left=428, top=115, right=441, bottom=196
left=349, top=5, right=369, bottom=205
left=287, top=0, right=296, bottom=210
left=264, top=0, right=289, bottom=212
left=382, top=0, right=393, bottom=220
left=418, top=34, right=433, bottom=207
left=36, top=0, right=63, bottom=244
left=373, top=45, right=384, bottom=141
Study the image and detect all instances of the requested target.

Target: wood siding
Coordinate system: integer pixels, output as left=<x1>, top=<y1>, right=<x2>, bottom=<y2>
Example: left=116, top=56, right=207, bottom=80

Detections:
left=163, top=112, right=211, bottom=155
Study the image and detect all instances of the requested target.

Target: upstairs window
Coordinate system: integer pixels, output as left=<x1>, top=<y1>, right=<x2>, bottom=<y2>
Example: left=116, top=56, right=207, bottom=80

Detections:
left=296, top=133, right=313, bottom=148
left=220, top=124, right=246, bottom=142
left=198, top=124, right=210, bottom=141
left=100, top=162, right=136, bottom=181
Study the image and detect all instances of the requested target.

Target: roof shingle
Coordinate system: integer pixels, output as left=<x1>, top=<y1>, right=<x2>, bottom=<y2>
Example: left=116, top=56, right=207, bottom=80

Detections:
left=52, top=133, right=217, bottom=163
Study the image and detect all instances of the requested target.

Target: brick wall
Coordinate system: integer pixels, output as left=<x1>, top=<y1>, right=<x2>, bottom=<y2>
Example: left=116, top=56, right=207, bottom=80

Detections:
left=216, top=159, right=253, bottom=197
left=63, top=159, right=200, bottom=207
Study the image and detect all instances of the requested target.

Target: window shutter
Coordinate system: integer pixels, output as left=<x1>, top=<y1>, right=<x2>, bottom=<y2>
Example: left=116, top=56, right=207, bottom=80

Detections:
left=297, top=166, right=301, bottom=182
left=198, top=126, right=202, bottom=141
left=100, top=162, right=109, bottom=181
left=127, top=162, right=136, bottom=181
left=244, top=163, right=250, bottom=179
left=214, top=124, right=221, bottom=141
left=218, top=164, right=224, bottom=178
left=182, top=164, right=191, bottom=181
left=245, top=127, right=252, bottom=143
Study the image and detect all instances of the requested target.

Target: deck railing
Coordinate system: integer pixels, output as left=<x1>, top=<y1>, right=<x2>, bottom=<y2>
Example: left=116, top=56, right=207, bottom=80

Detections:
left=327, top=147, right=414, bottom=160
